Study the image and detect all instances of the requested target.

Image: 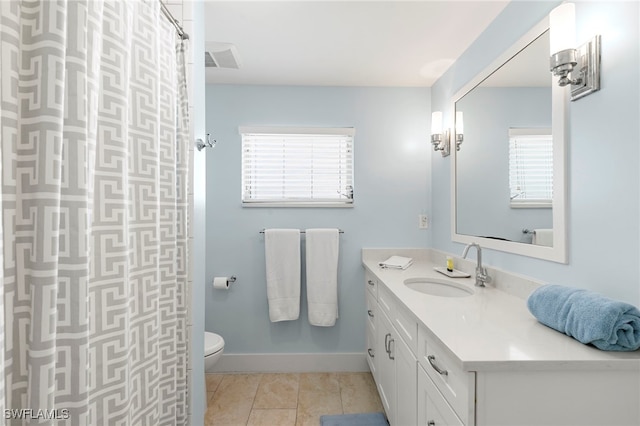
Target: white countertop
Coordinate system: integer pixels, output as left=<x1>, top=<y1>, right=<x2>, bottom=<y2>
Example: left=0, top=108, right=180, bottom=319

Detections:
left=363, top=249, right=640, bottom=372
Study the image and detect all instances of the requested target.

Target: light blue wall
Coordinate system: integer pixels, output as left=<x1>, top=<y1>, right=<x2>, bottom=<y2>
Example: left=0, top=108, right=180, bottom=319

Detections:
left=456, top=87, right=552, bottom=241
left=205, top=85, right=431, bottom=353
left=432, top=0, right=640, bottom=305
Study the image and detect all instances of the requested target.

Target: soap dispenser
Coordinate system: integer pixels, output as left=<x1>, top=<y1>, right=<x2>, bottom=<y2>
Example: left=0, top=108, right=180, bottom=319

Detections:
left=446, top=256, right=454, bottom=272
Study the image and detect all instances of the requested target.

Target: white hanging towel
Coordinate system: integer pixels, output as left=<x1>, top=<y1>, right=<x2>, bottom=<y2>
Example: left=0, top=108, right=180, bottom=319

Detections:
left=532, top=229, right=553, bottom=247
left=265, top=229, right=301, bottom=322
left=305, top=228, right=340, bottom=327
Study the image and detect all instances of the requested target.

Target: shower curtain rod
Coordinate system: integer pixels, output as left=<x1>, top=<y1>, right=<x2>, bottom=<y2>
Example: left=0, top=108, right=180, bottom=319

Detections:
left=160, top=1, right=189, bottom=40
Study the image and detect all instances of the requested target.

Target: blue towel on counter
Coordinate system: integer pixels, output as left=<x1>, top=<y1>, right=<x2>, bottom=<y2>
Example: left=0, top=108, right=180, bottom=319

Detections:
left=527, top=284, right=640, bottom=351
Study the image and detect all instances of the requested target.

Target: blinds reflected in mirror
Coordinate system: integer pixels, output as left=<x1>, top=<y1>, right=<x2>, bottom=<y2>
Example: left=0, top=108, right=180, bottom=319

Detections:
left=508, top=128, right=553, bottom=208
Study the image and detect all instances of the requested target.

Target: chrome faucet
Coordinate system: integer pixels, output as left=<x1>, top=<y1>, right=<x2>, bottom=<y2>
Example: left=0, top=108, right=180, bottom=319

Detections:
left=462, top=243, right=491, bottom=287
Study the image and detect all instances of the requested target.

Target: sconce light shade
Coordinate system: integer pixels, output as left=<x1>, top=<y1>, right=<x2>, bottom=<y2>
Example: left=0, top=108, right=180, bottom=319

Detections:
left=548, top=2, right=601, bottom=101
left=431, top=111, right=443, bottom=134
left=549, top=3, right=575, bottom=53
left=430, top=111, right=450, bottom=157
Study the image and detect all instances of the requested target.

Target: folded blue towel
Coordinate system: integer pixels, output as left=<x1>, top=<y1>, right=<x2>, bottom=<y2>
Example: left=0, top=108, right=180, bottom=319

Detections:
left=527, top=284, right=640, bottom=351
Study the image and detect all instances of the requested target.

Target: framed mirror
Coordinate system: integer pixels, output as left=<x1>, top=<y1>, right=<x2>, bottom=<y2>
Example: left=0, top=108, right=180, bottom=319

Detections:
left=451, top=17, right=568, bottom=263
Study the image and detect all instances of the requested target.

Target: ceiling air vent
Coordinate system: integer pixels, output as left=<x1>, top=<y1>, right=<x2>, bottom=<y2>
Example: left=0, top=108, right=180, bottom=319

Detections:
left=205, top=42, right=241, bottom=69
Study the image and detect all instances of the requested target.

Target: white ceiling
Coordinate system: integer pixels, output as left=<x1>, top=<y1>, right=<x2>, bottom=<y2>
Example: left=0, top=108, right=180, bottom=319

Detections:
left=204, top=1, right=511, bottom=87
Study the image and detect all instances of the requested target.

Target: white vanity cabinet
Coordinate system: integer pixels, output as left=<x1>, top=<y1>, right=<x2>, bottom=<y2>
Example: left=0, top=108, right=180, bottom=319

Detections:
left=374, top=307, right=396, bottom=420
left=373, top=282, right=470, bottom=426
left=371, top=284, right=640, bottom=426
left=367, top=274, right=418, bottom=426
left=366, top=270, right=378, bottom=298
left=365, top=292, right=377, bottom=378
left=417, top=326, right=474, bottom=426
left=365, top=271, right=378, bottom=378
left=394, top=330, right=417, bottom=426
left=374, top=302, right=417, bottom=426
left=363, top=252, right=640, bottom=426
left=473, top=368, right=640, bottom=425
left=418, top=365, right=464, bottom=426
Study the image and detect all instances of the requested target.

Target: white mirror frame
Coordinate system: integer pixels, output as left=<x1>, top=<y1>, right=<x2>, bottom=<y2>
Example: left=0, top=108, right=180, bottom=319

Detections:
left=451, top=17, right=568, bottom=263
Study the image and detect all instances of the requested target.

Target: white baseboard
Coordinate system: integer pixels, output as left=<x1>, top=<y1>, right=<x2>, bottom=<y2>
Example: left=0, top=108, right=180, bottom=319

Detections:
left=208, top=352, right=369, bottom=373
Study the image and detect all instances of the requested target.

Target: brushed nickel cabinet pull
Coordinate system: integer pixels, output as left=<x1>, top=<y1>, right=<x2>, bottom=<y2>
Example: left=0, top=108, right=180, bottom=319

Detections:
left=427, top=355, right=448, bottom=376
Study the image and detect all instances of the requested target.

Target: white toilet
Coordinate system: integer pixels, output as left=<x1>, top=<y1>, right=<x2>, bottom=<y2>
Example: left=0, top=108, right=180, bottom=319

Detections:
left=204, top=332, right=225, bottom=372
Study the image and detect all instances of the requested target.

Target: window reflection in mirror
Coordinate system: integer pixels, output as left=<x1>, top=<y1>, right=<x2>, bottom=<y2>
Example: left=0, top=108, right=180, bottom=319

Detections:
left=508, top=128, right=552, bottom=209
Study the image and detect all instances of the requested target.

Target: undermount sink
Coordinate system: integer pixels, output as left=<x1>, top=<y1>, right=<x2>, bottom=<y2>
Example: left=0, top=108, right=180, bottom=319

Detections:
left=404, top=278, right=474, bottom=298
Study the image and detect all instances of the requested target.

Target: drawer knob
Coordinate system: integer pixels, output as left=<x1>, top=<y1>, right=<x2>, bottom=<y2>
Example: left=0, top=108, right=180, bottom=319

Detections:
left=368, top=348, right=374, bottom=358
left=367, top=280, right=375, bottom=286
left=428, top=421, right=435, bottom=426
left=367, top=309, right=374, bottom=318
left=427, top=355, right=448, bottom=376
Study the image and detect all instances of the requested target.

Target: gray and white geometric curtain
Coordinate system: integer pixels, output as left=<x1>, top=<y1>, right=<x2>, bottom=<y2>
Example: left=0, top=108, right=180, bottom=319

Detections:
left=0, top=1, right=191, bottom=424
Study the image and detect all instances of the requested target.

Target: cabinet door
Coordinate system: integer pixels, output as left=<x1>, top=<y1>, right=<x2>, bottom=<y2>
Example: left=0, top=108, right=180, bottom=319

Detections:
left=366, top=321, right=377, bottom=378
left=376, top=310, right=396, bottom=425
left=395, top=333, right=417, bottom=426
left=366, top=290, right=377, bottom=378
left=418, top=365, right=464, bottom=426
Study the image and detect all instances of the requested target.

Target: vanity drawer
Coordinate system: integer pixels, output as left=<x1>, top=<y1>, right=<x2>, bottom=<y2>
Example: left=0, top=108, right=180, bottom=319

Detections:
left=365, top=271, right=378, bottom=298
left=392, top=298, right=418, bottom=353
left=378, top=284, right=418, bottom=353
left=418, top=326, right=475, bottom=425
left=366, top=289, right=377, bottom=332
left=366, top=323, right=377, bottom=378
left=419, top=364, right=464, bottom=426
left=377, top=283, right=394, bottom=319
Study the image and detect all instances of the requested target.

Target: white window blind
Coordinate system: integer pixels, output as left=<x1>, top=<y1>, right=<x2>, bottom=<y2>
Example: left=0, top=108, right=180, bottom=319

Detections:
left=240, top=127, right=354, bottom=207
left=508, top=128, right=553, bottom=208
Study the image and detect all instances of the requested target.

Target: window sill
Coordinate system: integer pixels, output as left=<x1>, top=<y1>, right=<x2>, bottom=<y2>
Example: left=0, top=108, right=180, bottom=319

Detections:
left=510, top=202, right=552, bottom=209
left=242, top=202, right=354, bottom=208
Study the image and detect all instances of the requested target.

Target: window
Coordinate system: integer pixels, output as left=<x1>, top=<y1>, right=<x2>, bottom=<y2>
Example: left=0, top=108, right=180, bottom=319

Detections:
left=508, top=128, right=553, bottom=208
left=240, top=127, right=354, bottom=207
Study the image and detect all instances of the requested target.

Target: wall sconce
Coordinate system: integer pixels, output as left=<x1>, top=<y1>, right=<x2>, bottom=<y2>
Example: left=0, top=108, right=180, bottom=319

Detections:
left=549, top=3, right=601, bottom=101
left=455, top=111, right=464, bottom=151
left=430, top=111, right=450, bottom=157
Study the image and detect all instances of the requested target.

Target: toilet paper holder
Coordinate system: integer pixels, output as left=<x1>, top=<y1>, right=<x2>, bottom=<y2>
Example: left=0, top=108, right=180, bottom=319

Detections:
left=212, top=275, right=237, bottom=290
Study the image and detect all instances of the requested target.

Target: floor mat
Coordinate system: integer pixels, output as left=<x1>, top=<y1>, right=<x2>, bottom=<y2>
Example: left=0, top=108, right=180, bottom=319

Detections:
left=319, top=412, right=388, bottom=426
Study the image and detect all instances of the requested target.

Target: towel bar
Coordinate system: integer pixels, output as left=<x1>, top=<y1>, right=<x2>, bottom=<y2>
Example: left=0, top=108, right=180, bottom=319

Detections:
left=259, top=229, right=344, bottom=234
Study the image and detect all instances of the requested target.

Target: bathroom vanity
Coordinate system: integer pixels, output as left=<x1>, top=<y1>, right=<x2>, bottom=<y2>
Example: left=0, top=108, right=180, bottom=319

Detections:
left=363, top=249, right=640, bottom=426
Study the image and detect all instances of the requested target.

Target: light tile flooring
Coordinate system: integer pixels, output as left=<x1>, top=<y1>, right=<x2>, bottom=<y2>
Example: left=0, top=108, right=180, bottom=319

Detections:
left=204, top=372, right=384, bottom=426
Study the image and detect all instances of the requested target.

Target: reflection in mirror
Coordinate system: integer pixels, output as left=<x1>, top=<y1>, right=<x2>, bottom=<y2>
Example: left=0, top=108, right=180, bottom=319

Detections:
left=451, top=16, right=567, bottom=263
left=455, top=30, right=552, bottom=245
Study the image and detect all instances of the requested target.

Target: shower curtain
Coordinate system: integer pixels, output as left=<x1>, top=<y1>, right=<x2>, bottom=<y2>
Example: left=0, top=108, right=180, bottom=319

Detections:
left=0, top=1, right=191, bottom=424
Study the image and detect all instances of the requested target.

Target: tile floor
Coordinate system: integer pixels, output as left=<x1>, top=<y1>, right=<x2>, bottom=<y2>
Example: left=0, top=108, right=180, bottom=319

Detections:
left=204, top=372, right=384, bottom=426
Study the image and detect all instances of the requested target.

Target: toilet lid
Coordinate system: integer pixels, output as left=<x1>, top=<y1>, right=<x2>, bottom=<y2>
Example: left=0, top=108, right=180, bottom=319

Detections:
left=204, top=332, right=224, bottom=356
